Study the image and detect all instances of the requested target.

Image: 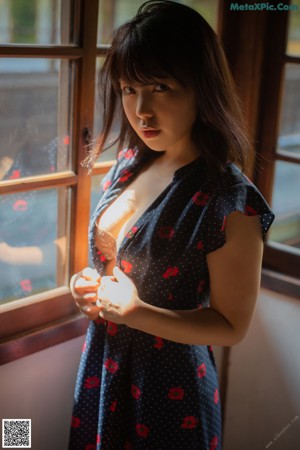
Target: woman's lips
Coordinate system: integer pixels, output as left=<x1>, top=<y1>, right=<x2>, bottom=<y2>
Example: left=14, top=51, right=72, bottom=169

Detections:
left=141, top=129, right=161, bottom=139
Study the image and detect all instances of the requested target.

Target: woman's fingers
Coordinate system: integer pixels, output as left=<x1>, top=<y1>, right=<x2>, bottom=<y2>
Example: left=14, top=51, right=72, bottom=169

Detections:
left=82, top=267, right=100, bottom=282
left=74, top=292, right=101, bottom=319
left=74, top=278, right=99, bottom=293
left=70, top=268, right=101, bottom=320
left=70, top=268, right=100, bottom=296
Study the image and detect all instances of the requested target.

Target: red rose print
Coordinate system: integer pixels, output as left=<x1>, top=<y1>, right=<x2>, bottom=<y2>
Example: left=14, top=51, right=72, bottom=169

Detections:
left=63, top=135, right=70, bottom=145
left=84, top=376, right=100, bottom=389
left=131, top=384, right=141, bottom=399
left=208, top=345, right=213, bottom=352
left=168, top=386, right=185, bottom=400
left=13, top=199, right=28, bottom=211
left=197, top=363, right=206, bottom=378
left=71, top=416, right=80, bottom=428
left=162, top=266, right=179, bottom=279
left=214, top=388, right=219, bottom=404
left=167, top=292, right=174, bottom=301
left=220, top=215, right=227, bottom=232
left=192, top=191, right=210, bottom=206
left=103, top=180, right=112, bottom=191
left=153, top=336, right=164, bottom=349
left=97, top=251, right=107, bottom=263
left=245, top=204, right=258, bottom=216
left=124, top=148, right=135, bottom=159
left=119, top=169, right=133, bottom=182
left=82, top=341, right=87, bottom=353
left=20, top=279, right=32, bottom=292
left=107, top=321, right=118, bottom=336
left=197, top=240, right=204, bottom=250
left=136, top=423, right=150, bottom=438
left=85, top=445, right=96, bottom=450
left=121, top=260, right=133, bottom=274
left=9, top=170, right=21, bottom=179
left=124, top=442, right=133, bottom=450
left=197, top=280, right=205, bottom=293
left=157, top=226, right=175, bottom=239
left=95, top=317, right=105, bottom=325
left=104, top=358, right=119, bottom=374
left=110, top=400, right=117, bottom=412
left=96, top=434, right=101, bottom=444
left=181, top=416, right=198, bottom=429
left=210, top=436, right=218, bottom=450
left=126, top=226, right=138, bottom=239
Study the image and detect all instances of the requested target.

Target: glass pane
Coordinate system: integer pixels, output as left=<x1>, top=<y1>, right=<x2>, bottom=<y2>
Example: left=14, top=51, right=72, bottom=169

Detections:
left=97, top=0, right=219, bottom=44
left=277, top=64, right=300, bottom=155
left=0, top=187, right=69, bottom=304
left=286, top=0, right=300, bottom=56
left=0, top=0, right=75, bottom=45
left=94, top=58, right=119, bottom=163
left=89, top=174, right=105, bottom=265
left=269, top=161, right=300, bottom=249
left=0, top=58, right=73, bottom=177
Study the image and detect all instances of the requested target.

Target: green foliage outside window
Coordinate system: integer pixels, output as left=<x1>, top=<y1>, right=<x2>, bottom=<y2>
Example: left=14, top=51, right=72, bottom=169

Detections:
left=11, top=0, right=37, bottom=44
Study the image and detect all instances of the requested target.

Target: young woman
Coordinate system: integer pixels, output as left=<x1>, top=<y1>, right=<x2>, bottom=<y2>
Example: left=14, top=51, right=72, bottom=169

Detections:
left=69, top=1, right=274, bottom=449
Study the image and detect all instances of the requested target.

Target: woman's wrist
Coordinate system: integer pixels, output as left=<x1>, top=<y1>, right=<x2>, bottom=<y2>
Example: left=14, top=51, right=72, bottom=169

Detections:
left=124, top=296, right=149, bottom=329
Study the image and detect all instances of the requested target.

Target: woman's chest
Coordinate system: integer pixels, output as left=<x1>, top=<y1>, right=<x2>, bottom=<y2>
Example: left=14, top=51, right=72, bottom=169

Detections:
left=96, top=167, right=174, bottom=247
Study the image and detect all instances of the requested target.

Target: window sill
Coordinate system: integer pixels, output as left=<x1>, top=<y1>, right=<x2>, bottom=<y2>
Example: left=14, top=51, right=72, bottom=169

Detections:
left=261, top=268, right=300, bottom=300
left=0, top=313, right=89, bottom=365
left=1, top=268, right=298, bottom=365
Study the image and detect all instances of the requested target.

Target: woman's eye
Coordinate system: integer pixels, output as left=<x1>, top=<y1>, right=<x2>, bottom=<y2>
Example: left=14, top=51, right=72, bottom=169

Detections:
left=154, top=84, right=169, bottom=92
left=121, top=86, right=135, bottom=95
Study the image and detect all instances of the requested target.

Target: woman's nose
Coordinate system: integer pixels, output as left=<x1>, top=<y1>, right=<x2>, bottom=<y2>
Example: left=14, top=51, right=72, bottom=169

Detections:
left=136, top=92, right=154, bottom=119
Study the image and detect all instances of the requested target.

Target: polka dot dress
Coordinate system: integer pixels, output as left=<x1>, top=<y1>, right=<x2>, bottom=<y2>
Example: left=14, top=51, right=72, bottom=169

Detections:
left=68, top=148, right=274, bottom=450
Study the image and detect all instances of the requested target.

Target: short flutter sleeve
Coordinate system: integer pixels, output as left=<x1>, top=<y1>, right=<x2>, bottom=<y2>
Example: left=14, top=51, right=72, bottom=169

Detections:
left=203, top=183, right=275, bottom=255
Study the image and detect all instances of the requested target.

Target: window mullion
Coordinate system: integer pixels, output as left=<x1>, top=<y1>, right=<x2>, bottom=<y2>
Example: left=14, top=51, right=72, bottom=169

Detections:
left=70, top=0, right=99, bottom=276
left=254, top=11, right=290, bottom=202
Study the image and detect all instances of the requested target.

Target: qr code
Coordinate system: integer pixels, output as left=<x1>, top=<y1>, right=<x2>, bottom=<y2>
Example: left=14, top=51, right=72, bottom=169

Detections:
left=2, top=419, right=31, bottom=448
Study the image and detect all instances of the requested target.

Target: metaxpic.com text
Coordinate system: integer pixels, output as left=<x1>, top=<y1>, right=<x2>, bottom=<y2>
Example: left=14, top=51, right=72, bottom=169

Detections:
left=230, top=2, right=298, bottom=11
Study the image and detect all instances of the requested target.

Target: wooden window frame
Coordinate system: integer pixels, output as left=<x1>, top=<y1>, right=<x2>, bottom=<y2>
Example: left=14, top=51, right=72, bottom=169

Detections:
left=0, top=0, right=114, bottom=364
left=219, top=0, right=300, bottom=299
left=254, top=10, right=300, bottom=289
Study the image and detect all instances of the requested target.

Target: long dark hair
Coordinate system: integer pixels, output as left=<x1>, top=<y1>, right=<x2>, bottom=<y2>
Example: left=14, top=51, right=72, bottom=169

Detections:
left=85, top=0, right=253, bottom=173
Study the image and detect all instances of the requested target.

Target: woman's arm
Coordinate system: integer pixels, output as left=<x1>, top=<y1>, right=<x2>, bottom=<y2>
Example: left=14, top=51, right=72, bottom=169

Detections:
left=98, top=212, right=264, bottom=346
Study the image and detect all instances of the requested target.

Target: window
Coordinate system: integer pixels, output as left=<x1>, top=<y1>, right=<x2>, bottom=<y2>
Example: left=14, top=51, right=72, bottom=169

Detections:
left=254, top=1, right=300, bottom=283
left=0, top=0, right=96, bottom=363
left=0, top=0, right=220, bottom=363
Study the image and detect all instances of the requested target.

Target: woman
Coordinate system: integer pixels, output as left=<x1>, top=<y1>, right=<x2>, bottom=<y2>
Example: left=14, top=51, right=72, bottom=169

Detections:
left=69, top=1, right=274, bottom=449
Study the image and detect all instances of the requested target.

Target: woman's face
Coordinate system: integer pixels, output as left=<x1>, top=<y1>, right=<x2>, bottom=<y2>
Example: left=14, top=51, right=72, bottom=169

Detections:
left=120, top=78, right=198, bottom=159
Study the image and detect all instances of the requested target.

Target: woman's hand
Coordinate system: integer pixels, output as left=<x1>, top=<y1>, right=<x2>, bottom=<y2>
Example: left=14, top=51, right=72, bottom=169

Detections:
left=70, top=267, right=101, bottom=320
left=97, top=266, right=142, bottom=325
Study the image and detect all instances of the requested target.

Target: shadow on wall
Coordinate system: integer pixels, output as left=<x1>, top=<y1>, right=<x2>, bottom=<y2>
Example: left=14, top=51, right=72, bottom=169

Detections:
left=223, top=289, right=300, bottom=450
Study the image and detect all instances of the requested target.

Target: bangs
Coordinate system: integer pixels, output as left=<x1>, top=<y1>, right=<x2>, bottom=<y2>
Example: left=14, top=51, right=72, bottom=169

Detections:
left=108, top=22, right=188, bottom=89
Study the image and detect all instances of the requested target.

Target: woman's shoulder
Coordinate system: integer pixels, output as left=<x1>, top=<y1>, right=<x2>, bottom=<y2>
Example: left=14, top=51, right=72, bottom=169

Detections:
left=212, top=162, right=254, bottom=192
left=201, top=163, right=275, bottom=253
left=207, top=162, right=273, bottom=214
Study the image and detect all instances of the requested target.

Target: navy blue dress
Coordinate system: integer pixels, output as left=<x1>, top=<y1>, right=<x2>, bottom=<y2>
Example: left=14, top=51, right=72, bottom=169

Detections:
left=69, top=148, right=274, bottom=450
